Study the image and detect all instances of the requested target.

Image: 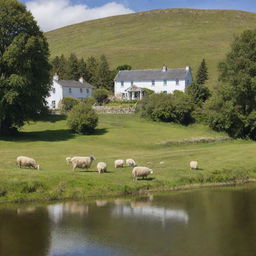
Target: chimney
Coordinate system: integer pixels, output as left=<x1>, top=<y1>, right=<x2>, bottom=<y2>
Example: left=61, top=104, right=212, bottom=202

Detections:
left=79, top=77, right=84, bottom=83
left=186, top=66, right=190, bottom=71
left=162, top=65, right=168, bottom=72
left=53, top=73, right=59, bottom=81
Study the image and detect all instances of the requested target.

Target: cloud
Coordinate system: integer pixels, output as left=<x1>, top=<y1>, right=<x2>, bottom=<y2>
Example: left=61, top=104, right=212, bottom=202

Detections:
left=25, top=0, right=134, bottom=32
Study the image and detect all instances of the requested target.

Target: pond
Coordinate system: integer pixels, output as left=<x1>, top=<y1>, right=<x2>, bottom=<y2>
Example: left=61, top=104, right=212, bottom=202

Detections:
left=1, top=184, right=256, bottom=256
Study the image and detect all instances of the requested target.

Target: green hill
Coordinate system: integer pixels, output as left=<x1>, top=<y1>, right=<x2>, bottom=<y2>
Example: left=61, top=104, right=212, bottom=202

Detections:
left=45, top=8, right=256, bottom=85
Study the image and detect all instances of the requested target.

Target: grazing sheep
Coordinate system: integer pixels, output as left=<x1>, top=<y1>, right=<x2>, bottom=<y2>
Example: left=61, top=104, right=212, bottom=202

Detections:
left=97, top=162, right=107, bottom=173
left=126, top=158, right=136, bottom=167
left=190, top=161, right=198, bottom=170
left=16, top=156, right=40, bottom=170
left=70, top=156, right=95, bottom=171
left=114, top=159, right=124, bottom=168
left=132, top=166, right=153, bottom=180
left=66, top=157, right=72, bottom=164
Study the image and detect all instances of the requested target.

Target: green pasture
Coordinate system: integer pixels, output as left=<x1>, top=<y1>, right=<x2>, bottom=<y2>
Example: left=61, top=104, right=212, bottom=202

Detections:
left=0, top=114, right=255, bottom=202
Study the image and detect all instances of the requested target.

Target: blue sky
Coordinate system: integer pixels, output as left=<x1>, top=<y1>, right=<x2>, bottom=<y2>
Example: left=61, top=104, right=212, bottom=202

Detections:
left=19, top=0, right=256, bottom=31
left=20, top=0, right=256, bottom=12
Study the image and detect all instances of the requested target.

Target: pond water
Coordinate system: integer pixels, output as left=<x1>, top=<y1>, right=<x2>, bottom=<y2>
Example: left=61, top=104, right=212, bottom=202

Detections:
left=1, top=184, right=256, bottom=256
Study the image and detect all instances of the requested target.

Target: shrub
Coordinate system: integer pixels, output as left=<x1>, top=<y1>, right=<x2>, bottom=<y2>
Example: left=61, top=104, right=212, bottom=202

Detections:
left=93, top=88, right=109, bottom=105
left=138, top=91, right=194, bottom=125
left=59, top=97, right=79, bottom=113
left=82, top=97, right=96, bottom=106
left=67, top=102, right=98, bottom=134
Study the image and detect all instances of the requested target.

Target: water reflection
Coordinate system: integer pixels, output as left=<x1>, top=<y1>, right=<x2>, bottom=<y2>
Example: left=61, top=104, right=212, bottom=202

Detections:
left=1, top=185, right=256, bottom=256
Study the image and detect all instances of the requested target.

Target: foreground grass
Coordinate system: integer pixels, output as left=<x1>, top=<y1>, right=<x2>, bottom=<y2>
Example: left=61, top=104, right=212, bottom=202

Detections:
left=0, top=114, right=256, bottom=202
left=46, top=9, right=256, bottom=86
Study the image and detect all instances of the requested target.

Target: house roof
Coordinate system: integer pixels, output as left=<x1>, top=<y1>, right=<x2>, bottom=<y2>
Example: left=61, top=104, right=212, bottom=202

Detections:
left=57, top=80, right=94, bottom=89
left=114, top=67, right=190, bottom=82
left=125, top=85, right=144, bottom=92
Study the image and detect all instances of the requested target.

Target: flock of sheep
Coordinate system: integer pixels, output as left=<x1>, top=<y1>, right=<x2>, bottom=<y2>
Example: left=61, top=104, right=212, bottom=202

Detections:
left=16, top=156, right=199, bottom=180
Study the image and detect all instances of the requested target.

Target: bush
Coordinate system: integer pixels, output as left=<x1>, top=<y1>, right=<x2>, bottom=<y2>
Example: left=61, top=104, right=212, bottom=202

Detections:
left=82, top=97, right=96, bottom=106
left=67, top=102, right=98, bottom=134
left=59, top=97, right=79, bottom=113
left=93, top=88, right=109, bottom=105
left=138, top=91, right=194, bottom=125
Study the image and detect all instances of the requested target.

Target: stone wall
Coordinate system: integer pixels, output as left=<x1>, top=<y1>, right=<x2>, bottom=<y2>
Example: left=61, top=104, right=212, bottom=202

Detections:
left=93, top=106, right=135, bottom=114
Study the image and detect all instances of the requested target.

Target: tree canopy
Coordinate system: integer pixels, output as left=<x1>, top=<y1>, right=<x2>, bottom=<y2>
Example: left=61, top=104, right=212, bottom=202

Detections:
left=0, top=0, right=51, bottom=135
left=206, top=29, right=256, bottom=139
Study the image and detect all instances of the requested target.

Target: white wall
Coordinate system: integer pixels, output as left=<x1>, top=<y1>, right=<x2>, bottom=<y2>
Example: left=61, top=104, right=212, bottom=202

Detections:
left=115, top=74, right=192, bottom=98
left=46, top=81, right=93, bottom=109
left=46, top=80, right=63, bottom=109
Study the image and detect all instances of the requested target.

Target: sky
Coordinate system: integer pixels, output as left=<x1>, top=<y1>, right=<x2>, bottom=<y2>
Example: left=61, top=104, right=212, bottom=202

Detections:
left=19, top=0, right=256, bottom=32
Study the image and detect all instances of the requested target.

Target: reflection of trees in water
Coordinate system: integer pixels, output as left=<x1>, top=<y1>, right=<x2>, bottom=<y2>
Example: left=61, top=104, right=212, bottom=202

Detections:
left=0, top=206, right=50, bottom=256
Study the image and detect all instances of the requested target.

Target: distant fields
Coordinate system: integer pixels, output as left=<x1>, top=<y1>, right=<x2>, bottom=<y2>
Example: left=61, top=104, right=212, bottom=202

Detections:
left=46, top=9, right=256, bottom=86
left=0, top=114, right=256, bottom=202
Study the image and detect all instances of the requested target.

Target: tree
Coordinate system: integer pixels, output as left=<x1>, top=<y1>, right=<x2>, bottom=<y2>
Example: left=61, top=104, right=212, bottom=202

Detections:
left=51, top=54, right=67, bottom=79
left=86, top=56, right=99, bottom=85
left=93, top=88, right=109, bottom=105
left=186, top=82, right=211, bottom=105
left=196, top=59, right=208, bottom=85
left=65, top=53, right=80, bottom=80
left=116, top=64, right=132, bottom=71
left=59, top=97, right=79, bottom=113
left=95, top=55, right=113, bottom=90
left=0, top=0, right=51, bottom=135
left=67, top=102, right=98, bottom=134
left=206, top=29, right=256, bottom=139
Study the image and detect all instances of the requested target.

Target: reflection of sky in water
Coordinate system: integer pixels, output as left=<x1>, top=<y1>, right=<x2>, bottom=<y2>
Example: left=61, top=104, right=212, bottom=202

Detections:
left=112, top=205, right=189, bottom=224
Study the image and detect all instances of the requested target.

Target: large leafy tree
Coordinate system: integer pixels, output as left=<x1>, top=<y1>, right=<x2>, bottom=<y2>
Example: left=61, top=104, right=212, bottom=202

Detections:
left=0, top=0, right=51, bottom=135
left=206, top=29, right=256, bottom=139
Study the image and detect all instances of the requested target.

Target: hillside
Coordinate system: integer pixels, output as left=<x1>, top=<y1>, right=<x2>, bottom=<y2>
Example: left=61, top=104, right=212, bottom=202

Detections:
left=46, top=8, right=256, bottom=85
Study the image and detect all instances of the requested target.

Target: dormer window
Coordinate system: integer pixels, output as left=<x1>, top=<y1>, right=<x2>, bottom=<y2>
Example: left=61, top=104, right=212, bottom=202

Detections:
left=52, top=88, right=56, bottom=94
left=152, top=80, right=155, bottom=86
left=163, top=80, right=167, bottom=86
left=121, top=81, right=124, bottom=87
left=69, top=88, right=72, bottom=94
left=176, top=79, right=179, bottom=85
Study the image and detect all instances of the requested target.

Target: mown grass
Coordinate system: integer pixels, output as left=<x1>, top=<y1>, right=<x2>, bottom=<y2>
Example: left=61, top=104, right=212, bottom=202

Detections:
left=46, top=9, right=256, bottom=86
left=0, top=114, right=256, bottom=202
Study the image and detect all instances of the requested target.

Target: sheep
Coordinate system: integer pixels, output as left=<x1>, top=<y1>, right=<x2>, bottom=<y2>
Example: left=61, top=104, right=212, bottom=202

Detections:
left=16, top=156, right=40, bottom=170
left=190, top=161, right=198, bottom=170
left=97, top=162, right=107, bottom=173
left=70, top=156, right=95, bottom=171
left=126, top=158, right=136, bottom=167
left=132, top=166, right=153, bottom=181
left=66, top=157, right=72, bottom=164
left=114, top=159, right=124, bottom=168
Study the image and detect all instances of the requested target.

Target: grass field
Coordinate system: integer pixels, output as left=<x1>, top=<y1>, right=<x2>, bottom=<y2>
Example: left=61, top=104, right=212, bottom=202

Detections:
left=46, top=8, right=256, bottom=86
left=0, top=114, right=256, bottom=202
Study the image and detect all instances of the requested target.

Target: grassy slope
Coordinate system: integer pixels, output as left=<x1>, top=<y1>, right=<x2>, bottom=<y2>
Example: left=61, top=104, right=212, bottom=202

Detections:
left=0, top=114, right=256, bottom=202
left=46, top=9, right=256, bottom=85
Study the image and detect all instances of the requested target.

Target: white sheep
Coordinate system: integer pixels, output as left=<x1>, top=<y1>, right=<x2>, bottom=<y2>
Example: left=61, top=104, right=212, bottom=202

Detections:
left=114, top=159, right=124, bottom=168
left=70, top=156, right=95, bottom=171
left=190, top=161, right=198, bottom=170
left=126, top=158, right=136, bottom=167
left=97, top=162, right=107, bottom=173
left=66, top=157, right=72, bottom=164
left=16, top=156, right=40, bottom=170
left=132, top=166, right=153, bottom=180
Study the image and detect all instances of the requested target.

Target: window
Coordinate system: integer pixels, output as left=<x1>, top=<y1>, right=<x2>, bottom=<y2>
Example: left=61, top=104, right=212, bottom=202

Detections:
left=152, top=80, right=155, bottom=86
left=69, top=88, right=72, bottom=94
left=176, top=79, right=179, bottom=85
left=163, top=80, right=167, bottom=86
left=131, top=81, right=133, bottom=86
left=86, top=89, right=89, bottom=94
left=80, top=88, right=83, bottom=93
left=52, top=100, right=56, bottom=109
left=163, top=91, right=167, bottom=94
left=52, top=88, right=56, bottom=94
left=121, top=81, right=124, bottom=87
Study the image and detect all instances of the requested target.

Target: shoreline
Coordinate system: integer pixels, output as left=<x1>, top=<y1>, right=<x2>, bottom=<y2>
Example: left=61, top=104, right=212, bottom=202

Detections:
left=1, top=178, right=255, bottom=205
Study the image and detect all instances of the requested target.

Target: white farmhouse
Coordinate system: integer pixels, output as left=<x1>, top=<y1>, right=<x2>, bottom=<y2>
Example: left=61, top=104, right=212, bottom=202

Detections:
left=114, top=66, right=192, bottom=100
left=46, top=74, right=94, bottom=109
